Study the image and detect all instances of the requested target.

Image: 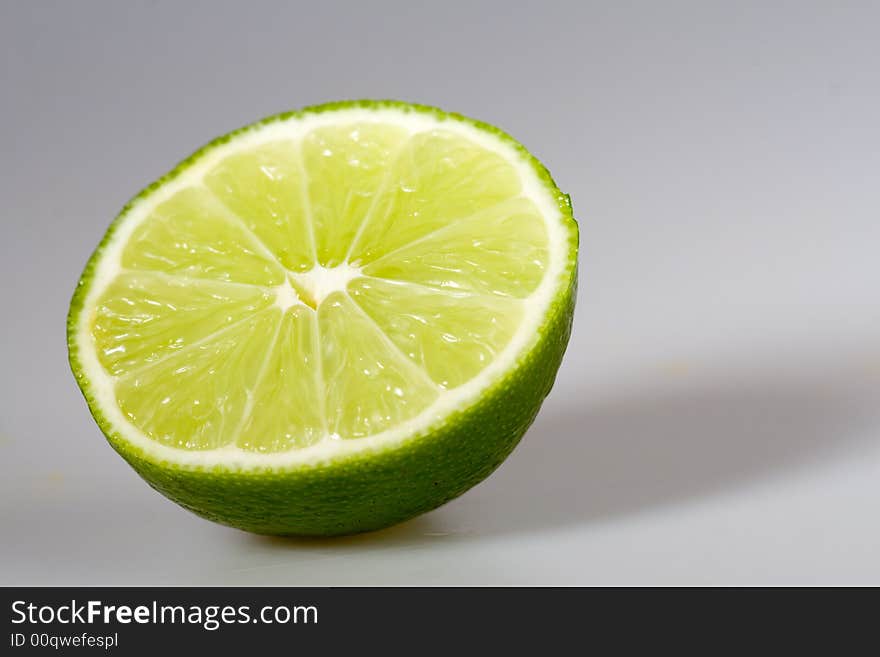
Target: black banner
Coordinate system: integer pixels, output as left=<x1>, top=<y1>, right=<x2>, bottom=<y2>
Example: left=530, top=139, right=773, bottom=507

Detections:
left=3, top=587, right=871, bottom=651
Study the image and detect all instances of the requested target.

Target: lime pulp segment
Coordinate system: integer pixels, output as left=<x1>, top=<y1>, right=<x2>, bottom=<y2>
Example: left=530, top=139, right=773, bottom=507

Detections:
left=75, top=106, right=571, bottom=467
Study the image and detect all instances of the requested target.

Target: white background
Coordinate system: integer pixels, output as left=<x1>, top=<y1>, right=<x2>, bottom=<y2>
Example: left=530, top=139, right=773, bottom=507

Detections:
left=2, top=1, right=879, bottom=584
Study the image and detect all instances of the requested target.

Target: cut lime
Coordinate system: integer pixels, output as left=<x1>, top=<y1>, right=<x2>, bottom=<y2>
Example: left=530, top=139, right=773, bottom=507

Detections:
left=68, top=101, right=578, bottom=536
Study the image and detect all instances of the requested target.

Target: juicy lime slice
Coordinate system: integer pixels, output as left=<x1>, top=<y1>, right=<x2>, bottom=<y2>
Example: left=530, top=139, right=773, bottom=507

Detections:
left=68, top=101, right=578, bottom=535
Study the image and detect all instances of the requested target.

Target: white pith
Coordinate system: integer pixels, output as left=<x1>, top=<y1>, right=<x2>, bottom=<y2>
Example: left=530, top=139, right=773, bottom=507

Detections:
left=290, top=263, right=363, bottom=308
left=75, top=107, right=571, bottom=469
left=271, top=263, right=365, bottom=310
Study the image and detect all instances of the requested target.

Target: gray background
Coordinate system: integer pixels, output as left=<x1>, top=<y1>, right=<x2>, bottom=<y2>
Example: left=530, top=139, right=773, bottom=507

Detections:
left=2, top=1, right=879, bottom=585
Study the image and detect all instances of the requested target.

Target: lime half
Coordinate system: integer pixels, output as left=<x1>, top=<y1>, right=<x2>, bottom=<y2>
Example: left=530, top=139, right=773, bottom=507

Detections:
left=68, top=101, right=578, bottom=535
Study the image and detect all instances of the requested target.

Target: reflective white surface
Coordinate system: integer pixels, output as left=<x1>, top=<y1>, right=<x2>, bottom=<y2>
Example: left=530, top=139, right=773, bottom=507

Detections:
left=2, top=1, right=879, bottom=584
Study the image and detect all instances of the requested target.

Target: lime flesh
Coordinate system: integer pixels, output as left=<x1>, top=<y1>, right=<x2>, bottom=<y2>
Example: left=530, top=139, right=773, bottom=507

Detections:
left=68, top=101, right=578, bottom=535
